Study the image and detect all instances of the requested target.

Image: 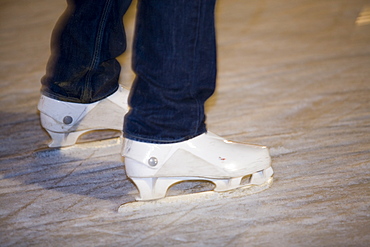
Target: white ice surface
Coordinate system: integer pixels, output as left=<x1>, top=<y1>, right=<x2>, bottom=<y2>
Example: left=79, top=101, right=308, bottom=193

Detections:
left=0, top=0, right=369, bottom=246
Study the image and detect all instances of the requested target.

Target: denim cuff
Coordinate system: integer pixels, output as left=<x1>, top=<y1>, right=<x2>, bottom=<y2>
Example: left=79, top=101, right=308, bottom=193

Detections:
left=123, top=130, right=207, bottom=144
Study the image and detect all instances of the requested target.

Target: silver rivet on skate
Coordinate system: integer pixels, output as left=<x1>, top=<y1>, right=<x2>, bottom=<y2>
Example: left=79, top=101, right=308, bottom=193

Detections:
left=148, top=157, right=158, bottom=167
left=63, top=116, right=73, bottom=124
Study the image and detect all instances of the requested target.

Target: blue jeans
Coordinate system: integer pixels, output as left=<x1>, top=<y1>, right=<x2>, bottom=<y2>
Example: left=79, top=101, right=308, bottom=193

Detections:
left=41, top=0, right=217, bottom=144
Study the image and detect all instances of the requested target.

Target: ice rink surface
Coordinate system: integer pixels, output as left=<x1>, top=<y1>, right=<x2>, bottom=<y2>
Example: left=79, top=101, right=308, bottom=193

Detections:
left=1, top=0, right=369, bottom=246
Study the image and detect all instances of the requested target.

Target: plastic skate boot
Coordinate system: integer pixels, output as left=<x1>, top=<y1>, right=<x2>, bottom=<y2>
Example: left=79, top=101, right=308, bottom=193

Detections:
left=38, top=86, right=129, bottom=147
left=122, top=132, right=273, bottom=201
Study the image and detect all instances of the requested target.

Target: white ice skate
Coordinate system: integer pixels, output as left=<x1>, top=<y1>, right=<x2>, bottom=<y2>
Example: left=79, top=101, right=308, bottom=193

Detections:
left=119, top=132, right=273, bottom=211
left=38, top=86, right=129, bottom=147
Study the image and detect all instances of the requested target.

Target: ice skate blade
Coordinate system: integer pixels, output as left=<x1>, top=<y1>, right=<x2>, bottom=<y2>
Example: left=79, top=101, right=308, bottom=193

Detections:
left=46, top=129, right=123, bottom=148
left=34, top=137, right=122, bottom=159
left=118, top=177, right=273, bottom=215
left=46, top=130, right=89, bottom=147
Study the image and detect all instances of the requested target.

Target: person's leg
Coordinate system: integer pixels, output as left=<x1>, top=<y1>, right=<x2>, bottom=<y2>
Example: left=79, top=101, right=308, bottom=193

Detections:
left=38, top=0, right=132, bottom=147
left=124, top=0, right=217, bottom=143
left=41, top=0, right=132, bottom=103
left=122, top=0, right=273, bottom=202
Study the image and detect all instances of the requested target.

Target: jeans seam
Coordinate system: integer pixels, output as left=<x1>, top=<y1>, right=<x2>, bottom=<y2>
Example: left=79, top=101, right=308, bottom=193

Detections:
left=83, top=0, right=113, bottom=101
left=190, top=1, right=202, bottom=137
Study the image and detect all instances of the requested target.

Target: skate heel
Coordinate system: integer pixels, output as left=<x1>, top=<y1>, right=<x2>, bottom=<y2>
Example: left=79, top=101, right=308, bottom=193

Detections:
left=130, top=177, right=182, bottom=201
left=46, top=130, right=89, bottom=148
left=38, top=86, right=129, bottom=148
